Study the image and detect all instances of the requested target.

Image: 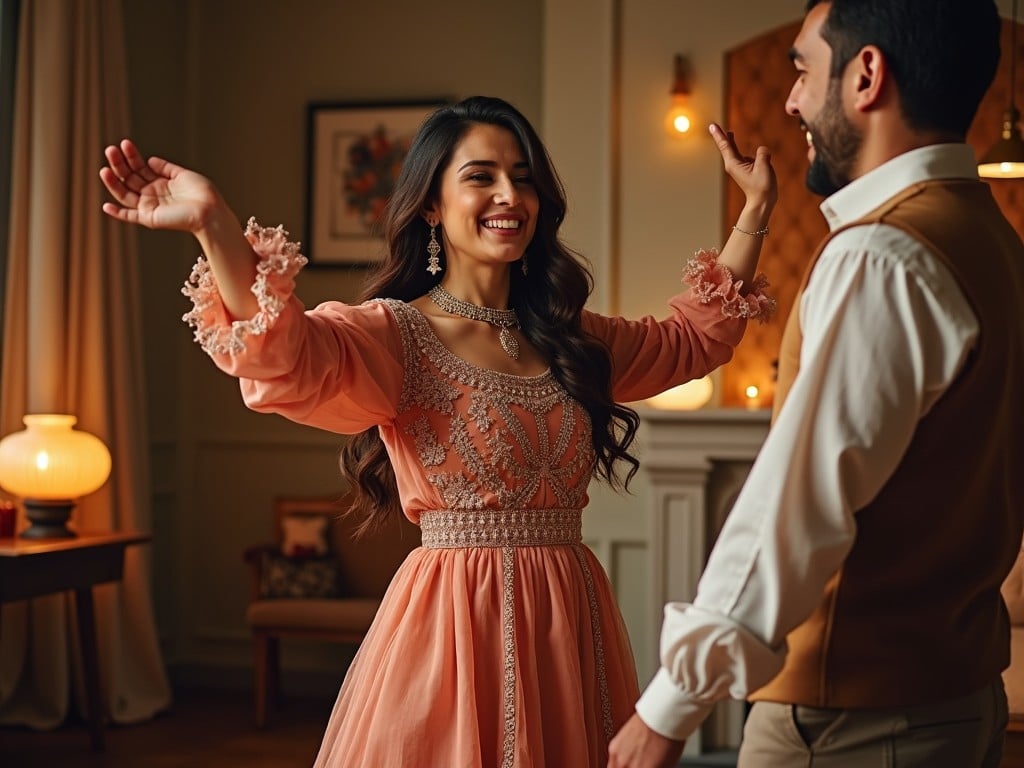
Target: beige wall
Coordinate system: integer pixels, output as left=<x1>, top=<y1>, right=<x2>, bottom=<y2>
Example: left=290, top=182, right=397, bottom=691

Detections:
left=124, top=0, right=1019, bottom=688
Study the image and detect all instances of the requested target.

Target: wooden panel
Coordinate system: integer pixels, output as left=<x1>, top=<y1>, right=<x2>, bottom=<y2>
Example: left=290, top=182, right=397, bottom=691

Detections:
left=722, top=20, right=824, bottom=409
left=720, top=18, right=1024, bottom=408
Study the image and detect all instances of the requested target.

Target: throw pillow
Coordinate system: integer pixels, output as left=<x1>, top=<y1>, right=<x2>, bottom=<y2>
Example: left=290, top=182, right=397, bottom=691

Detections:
left=281, top=514, right=330, bottom=558
left=259, top=552, right=342, bottom=599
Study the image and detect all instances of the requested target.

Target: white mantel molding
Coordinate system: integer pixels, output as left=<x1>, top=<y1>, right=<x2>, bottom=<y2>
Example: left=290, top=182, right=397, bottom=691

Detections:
left=638, top=405, right=770, bottom=633
left=639, top=406, right=771, bottom=467
left=638, top=405, right=770, bottom=752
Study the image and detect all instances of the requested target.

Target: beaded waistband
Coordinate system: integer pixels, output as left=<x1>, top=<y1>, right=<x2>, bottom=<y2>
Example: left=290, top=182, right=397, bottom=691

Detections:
left=419, top=509, right=583, bottom=549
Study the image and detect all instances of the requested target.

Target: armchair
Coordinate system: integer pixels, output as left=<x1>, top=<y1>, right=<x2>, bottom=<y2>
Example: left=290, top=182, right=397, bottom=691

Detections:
left=243, top=494, right=420, bottom=728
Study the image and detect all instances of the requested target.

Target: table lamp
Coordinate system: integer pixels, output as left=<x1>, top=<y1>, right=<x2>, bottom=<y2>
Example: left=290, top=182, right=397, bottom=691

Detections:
left=0, top=414, right=112, bottom=539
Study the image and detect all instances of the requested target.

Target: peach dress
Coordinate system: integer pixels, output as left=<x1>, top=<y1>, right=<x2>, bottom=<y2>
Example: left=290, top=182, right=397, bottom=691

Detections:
left=184, top=221, right=774, bottom=768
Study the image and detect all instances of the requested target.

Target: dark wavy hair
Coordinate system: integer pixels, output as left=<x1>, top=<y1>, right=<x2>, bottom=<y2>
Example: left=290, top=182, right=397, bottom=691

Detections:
left=340, top=95, right=640, bottom=533
left=806, top=0, right=1000, bottom=137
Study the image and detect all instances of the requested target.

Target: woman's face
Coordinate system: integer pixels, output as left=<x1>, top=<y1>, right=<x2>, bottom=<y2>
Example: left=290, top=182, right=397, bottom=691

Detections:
left=426, top=122, right=539, bottom=271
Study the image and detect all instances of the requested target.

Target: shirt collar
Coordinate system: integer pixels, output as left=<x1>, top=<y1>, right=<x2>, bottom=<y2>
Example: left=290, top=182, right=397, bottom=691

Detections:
left=819, top=143, right=980, bottom=231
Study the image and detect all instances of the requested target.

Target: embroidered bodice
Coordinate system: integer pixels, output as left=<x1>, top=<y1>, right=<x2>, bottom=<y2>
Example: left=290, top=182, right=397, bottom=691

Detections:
left=384, top=299, right=593, bottom=514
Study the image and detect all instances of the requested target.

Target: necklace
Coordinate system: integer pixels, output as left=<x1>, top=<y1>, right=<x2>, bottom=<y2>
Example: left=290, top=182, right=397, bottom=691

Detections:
left=428, top=284, right=520, bottom=360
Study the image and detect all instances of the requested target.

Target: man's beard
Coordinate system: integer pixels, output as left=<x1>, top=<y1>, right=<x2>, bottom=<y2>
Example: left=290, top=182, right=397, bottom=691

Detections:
left=805, top=79, right=862, bottom=197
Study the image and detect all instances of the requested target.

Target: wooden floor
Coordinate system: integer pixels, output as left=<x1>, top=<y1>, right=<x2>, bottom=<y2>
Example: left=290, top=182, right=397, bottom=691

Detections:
left=4, top=689, right=1023, bottom=768
left=1004, top=725, right=1024, bottom=768
left=0, top=687, right=334, bottom=768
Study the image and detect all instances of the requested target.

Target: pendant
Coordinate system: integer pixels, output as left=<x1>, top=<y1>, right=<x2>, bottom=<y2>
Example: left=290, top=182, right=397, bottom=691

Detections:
left=499, top=327, right=520, bottom=360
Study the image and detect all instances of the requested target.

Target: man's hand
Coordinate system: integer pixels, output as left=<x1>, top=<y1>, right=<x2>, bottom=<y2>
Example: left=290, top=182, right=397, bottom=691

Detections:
left=608, top=714, right=686, bottom=768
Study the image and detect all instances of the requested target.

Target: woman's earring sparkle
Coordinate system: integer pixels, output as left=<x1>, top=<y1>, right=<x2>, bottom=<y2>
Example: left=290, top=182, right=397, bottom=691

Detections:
left=426, top=225, right=442, bottom=275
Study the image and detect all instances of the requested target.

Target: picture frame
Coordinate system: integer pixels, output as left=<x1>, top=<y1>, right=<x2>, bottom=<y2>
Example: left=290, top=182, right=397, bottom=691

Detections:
left=304, top=99, right=448, bottom=267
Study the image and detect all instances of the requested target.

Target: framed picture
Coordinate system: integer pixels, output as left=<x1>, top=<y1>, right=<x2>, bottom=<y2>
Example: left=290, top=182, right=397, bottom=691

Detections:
left=304, top=99, right=447, bottom=267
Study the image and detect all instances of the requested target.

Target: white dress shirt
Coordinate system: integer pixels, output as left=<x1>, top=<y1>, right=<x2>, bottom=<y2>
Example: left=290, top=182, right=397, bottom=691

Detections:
left=635, top=144, right=982, bottom=740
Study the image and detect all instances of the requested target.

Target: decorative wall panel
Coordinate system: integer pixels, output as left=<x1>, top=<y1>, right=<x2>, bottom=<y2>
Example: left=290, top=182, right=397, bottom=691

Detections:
left=720, top=17, right=1024, bottom=407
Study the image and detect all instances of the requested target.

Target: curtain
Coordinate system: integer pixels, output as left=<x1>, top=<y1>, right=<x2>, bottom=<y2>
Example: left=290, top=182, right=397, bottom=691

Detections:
left=0, top=0, right=170, bottom=727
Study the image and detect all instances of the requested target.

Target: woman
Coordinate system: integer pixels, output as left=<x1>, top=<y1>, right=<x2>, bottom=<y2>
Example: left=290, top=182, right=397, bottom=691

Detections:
left=100, top=96, right=776, bottom=767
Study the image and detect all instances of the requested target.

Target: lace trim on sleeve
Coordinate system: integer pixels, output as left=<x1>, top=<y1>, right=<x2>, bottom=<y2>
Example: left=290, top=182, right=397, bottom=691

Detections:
left=181, top=217, right=309, bottom=355
left=683, top=249, right=777, bottom=324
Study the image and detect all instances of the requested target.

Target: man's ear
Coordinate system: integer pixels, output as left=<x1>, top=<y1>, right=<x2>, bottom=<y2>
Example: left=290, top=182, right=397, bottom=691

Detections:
left=850, top=45, right=886, bottom=112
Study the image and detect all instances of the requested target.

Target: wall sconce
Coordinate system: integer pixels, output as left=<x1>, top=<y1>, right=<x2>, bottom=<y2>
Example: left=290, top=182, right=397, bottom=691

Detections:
left=0, top=414, right=112, bottom=539
left=979, top=0, right=1024, bottom=179
left=665, top=54, right=696, bottom=138
left=645, top=376, right=714, bottom=410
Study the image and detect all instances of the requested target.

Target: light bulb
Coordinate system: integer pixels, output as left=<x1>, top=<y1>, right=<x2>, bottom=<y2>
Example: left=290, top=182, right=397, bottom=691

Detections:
left=665, top=94, right=695, bottom=137
left=744, top=385, right=763, bottom=410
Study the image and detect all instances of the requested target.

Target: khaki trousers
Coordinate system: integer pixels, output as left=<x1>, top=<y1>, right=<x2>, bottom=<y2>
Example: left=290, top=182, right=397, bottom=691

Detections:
left=737, top=679, right=1008, bottom=767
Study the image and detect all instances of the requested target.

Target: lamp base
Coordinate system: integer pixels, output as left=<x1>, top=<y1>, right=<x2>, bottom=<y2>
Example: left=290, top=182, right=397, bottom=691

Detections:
left=20, top=499, right=77, bottom=539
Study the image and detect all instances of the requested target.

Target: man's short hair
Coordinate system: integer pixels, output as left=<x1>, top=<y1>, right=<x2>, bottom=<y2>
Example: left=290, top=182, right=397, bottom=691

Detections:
left=805, top=0, right=1001, bottom=137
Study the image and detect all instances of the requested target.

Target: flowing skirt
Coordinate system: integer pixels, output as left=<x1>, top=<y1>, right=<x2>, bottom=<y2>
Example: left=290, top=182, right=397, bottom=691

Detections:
left=313, top=544, right=640, bottom=767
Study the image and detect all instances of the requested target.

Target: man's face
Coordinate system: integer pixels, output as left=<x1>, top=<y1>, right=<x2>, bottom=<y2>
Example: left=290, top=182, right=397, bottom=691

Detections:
left=786, top=2, right=863, bottom=196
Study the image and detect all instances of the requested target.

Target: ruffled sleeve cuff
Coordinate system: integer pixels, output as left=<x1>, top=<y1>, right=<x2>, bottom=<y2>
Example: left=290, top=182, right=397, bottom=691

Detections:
left=683, top=249, right=777, bottom=324
left=181, top=217, right=309, bottom=356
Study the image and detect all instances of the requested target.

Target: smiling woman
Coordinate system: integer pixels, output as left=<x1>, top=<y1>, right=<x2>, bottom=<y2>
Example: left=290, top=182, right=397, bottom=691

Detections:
left=98, top=94, right=777, bottom=767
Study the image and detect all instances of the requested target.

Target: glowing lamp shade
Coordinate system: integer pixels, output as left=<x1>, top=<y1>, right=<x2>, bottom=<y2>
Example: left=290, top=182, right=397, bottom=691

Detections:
left=645, top=376, right=714, bottom=411
left=978, top=0, right=1024, bottom=179
left=977, top=108, right=1024, bottom=179
left=0, top=414, right=112, bottom=539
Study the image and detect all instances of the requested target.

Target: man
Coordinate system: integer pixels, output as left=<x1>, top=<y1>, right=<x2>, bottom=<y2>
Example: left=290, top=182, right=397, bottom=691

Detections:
left=609, top=1, right=1024, bottom=766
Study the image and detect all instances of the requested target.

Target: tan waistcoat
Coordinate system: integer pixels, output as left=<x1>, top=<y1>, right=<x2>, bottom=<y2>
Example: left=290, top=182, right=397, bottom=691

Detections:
left=751, top=179, right=1024, bottom=708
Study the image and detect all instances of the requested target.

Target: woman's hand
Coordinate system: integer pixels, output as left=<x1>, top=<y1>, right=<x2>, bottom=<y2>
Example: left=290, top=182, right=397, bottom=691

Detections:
left=709, top=123, right=777, bottom=215
left=99, top=139, right=226, bottom=233
left=101, top=138, right=260, bottom=318
left=705, top=123, right=777, bottom=288
left=608, top=714, right=686, bottom=768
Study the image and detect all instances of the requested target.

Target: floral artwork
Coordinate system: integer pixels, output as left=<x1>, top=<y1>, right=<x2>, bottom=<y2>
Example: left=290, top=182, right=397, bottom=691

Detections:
left=306, top=101, right=446, bottom=266
left=339, top=126, right=412, bottom=236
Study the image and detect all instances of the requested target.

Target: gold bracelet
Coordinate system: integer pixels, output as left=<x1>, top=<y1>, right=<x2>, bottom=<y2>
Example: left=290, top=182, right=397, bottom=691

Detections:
left=733, top=223, right=769, bottom=237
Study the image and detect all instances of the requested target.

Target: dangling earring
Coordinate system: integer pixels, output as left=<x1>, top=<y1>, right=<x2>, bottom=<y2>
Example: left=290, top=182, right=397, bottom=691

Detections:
left=426, top=224, right=442, bottom=275
left=520, top=254, right=528, bottom=276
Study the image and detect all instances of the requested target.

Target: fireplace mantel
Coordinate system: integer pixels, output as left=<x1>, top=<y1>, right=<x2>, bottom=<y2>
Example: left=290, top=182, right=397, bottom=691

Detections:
left=639, top=406, right=770, bottom=465
left=637, top=405, right=770, bottom=751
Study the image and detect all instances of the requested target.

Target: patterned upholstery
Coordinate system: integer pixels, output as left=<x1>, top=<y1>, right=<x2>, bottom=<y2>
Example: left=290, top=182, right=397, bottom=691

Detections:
left=243, top=495, right=421, bottom=727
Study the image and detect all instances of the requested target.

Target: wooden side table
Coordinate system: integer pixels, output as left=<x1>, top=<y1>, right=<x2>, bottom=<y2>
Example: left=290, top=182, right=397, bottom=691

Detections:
left=0, top=531, right=150, bottom=750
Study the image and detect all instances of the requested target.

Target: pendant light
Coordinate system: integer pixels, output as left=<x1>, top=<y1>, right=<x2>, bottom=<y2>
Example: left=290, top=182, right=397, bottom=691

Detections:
left=979, top=0, right=1024, bottom=179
